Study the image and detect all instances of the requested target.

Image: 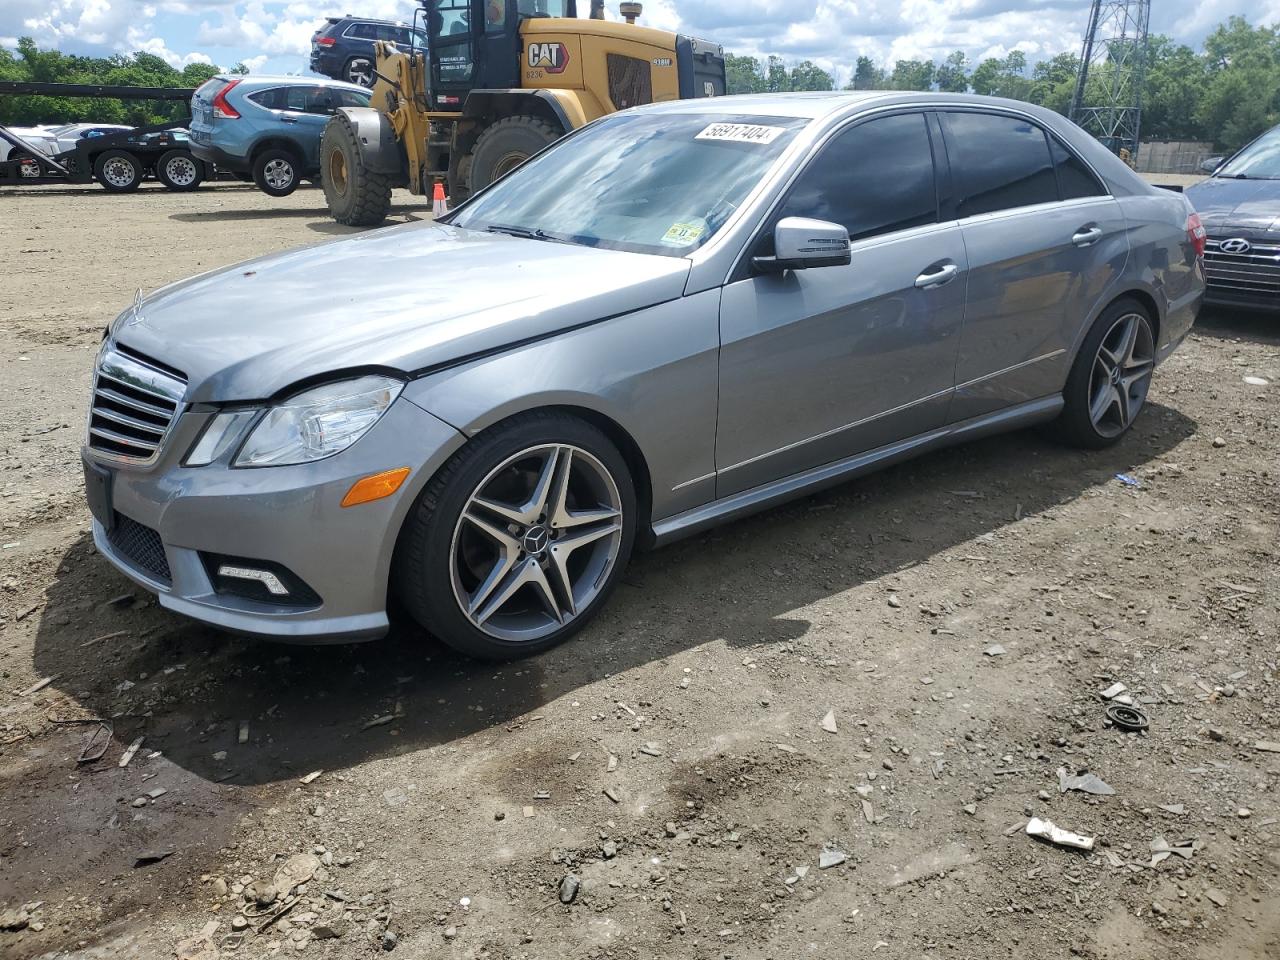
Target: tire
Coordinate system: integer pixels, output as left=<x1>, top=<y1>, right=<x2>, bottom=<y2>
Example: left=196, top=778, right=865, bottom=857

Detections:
left=9, top=150, right=40, bottom=178
left=252, top=148, right=301, bottom=197
left=156, top=149, right=204, bottom=191
left=1052, top=297, right=1157, bottom=449
left=468, top=115, right=561, bottom=195
left=395, top=411, right=638, bottom=660
left=321, top=116, right=393, bottom=226
left=93, top=149, right=143, bottom=193
left=344, top=56, right=375, bottom=87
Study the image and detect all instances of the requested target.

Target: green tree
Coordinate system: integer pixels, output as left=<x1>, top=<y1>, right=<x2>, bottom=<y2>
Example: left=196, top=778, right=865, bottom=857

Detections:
left=788, top=60, right=834, bottom=91
left=889, top=59, right=934, bottom=90
left=935, top=51, right=969, bottom=92
left=847, top=55, right=886, bottom=90
left=725, top=53, right=764, bottom=94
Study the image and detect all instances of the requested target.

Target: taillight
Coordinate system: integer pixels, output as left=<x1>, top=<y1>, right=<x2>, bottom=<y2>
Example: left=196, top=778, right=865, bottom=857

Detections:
left=1186, top=211, right=1206, bottom=258
left=315, top=36, right=336, bottom=47
left=211, top=79, right=241, bottom=120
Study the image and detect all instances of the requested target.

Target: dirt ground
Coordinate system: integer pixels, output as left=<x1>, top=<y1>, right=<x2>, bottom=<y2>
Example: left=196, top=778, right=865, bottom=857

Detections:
left=1, top=181, right=1277, bottom=960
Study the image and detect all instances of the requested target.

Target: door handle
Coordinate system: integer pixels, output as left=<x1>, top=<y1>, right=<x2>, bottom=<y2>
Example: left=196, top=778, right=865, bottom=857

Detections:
left=1072, top=226, right=1103, bottom=247
left=915, top=262, right=959, bottom=289
left=280, top=115, right=299, bottom=124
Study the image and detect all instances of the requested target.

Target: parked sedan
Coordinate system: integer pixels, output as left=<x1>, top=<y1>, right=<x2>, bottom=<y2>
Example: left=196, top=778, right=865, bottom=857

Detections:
left=1186, top=122, right=1280, bottom=309
left=83, top=93, right=1204, bottom=658
left=189, top=75, right=372, bottom=196
left=0, top=122, right=134, bottom=162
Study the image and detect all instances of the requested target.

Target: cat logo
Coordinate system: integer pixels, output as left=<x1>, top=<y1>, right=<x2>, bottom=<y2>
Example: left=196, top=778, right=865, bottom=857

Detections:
left=527, top=42, right=570, bottom=74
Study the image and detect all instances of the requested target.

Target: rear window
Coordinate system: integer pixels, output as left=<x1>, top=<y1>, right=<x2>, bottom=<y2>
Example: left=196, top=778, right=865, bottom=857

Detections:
left=194, top=78, right=228, bottom=99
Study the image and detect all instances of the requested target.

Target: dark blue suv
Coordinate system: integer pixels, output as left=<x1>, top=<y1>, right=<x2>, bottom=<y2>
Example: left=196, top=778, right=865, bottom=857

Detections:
left=310, top=16, right=426, bottom=87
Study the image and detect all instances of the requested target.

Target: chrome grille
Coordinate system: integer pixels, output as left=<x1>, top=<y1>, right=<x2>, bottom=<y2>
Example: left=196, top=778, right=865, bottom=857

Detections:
left=88, top=344, right=187, bottom=462
left=1203, top=237, right=1280, bottom=295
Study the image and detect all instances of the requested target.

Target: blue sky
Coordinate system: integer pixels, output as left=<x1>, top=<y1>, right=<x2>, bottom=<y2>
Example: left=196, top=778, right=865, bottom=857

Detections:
left=0, top=0, right=1275, bottom=83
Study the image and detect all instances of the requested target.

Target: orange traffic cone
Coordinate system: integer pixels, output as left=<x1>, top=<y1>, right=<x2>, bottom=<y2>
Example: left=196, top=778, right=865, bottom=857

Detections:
left=432, top=180, right=448, bottom=219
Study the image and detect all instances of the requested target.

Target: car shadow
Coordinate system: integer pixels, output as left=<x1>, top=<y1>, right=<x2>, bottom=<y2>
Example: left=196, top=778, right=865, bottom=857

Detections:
left=1194, top=306, right=1280, bottom=346
left=31, top=404, right=1197, bottom=788
left=169, top=206, right=434, bottom=228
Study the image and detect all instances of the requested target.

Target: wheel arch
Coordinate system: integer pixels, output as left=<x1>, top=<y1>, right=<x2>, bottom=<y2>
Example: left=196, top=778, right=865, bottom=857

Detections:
left=454, top=90, right=574, bottom=162
left=1067, top=285, right=1164, bottom=377
left=249, top=136, right=305, bottom=164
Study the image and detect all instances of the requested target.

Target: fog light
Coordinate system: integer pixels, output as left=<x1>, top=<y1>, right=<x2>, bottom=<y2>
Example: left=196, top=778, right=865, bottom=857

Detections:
left=341, top=467, right=411, bottom=507
left=216, top=564, right=290, bottom=596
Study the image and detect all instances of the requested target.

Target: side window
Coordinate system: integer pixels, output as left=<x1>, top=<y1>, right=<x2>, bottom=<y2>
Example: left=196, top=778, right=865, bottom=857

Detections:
left=376, top=24, right=401, bottom=42
left=941, top=112, right=1058, bottom=217
left=248, top=88, right=286, bottom=110
left=1049, top=137, right=1106, bottom=200
left=286, top=86, right=336, bottom=114
left=336, top=89, right=372, bottom=108
left=348, top=23, right=377, bottom=39
left=775, top=112, right=938, bottom=244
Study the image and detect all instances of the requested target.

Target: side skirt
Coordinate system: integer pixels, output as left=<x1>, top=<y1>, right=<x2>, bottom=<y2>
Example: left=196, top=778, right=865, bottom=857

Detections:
left=649, top=394, right=1064, bottom=547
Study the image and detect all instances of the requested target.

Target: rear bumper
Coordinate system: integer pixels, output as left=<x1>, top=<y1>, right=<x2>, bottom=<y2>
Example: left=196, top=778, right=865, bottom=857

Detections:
left=310, top=51, right=344, bottom=77
left=190, top=142, right=250, bottom=174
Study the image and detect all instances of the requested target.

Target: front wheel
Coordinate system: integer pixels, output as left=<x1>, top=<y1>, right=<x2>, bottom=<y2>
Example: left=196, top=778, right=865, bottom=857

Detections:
left=395, top=412, right=637, bottom=660
left=344, top=57, right=375, bottom=87
left=93, top=149, right=143, bottom=193
left=156, top=149, right=204, bottom=191
left=253, top=148, right=300, bottom=197
left=1053, top=298, right=1156, bottom=448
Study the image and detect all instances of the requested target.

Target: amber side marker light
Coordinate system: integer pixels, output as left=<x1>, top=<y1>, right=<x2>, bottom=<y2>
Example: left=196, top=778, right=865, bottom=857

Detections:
left=341, top=467, right=411, bottom=507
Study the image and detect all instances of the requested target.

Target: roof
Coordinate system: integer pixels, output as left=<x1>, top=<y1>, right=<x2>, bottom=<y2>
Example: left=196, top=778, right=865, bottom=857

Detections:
left=639, top=90, right=1065, bottom=122
left=217, top=73, right=371, bottom=92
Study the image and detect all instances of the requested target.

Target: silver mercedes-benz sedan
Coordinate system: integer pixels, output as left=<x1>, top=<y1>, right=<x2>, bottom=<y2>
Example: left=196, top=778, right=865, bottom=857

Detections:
left=83, top=92, right=1204, bottom=658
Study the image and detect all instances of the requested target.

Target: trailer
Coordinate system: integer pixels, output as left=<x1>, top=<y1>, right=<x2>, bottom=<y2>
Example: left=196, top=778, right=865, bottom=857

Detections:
left=0, top=80, right=210, bottom=192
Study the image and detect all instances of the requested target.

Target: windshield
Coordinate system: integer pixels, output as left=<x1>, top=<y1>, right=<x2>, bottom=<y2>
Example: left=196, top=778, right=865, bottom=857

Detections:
left=1217, top=125, right=1280, bottom=179
left=449, top=112, right=809, bottom=257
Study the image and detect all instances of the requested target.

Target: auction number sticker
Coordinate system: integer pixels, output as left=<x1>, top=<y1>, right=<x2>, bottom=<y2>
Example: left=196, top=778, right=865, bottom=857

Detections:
left=695, top=122, right=786, bottom=144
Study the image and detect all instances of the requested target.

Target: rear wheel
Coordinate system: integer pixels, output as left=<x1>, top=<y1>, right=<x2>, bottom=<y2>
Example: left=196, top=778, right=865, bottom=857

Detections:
left=252, top=148, right=301, bottom=197
left=321, top=115, right=393, bottom=226
left=1053, top=297, right=1156, bottom=448
left=395, top=412, right=637, bottom=660
left=468, top=115, right=560, bottom=196
left=93, top=149, right=143, bottom=193
left=156, top=149, right=204, bottom=191
left=344, top=57, right=375, bottom=87
left=9, top=150, right=41, bottom=178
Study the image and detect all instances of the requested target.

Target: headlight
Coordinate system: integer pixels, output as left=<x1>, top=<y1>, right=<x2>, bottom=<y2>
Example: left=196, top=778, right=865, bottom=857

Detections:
left=233, top=375, right=403, bottom=467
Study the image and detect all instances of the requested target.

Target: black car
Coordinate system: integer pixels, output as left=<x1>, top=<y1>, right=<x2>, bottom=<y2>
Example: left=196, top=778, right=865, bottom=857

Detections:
left=1186, top=124, right=1280, bottom=310
left=310, top=16, right=425, bottom=87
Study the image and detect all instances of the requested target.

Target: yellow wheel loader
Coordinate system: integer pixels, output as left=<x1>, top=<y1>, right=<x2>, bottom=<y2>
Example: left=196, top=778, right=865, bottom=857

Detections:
left=320, top=0, right=726, bottom=226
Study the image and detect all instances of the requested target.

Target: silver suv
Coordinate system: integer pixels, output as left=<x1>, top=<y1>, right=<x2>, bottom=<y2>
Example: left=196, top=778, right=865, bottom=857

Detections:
left=84, top=93, right=1204, bottom=658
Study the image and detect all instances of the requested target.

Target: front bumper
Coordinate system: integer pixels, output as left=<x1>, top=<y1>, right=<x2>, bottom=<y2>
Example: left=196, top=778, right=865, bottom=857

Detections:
left=84, top=398, right=464, bottom=643
left=1203, top=283, right=1279, bottom=312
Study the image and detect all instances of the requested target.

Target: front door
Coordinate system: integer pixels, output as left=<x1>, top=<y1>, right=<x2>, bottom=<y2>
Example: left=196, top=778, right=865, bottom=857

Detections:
left=715, top=111, right=966, bottom=497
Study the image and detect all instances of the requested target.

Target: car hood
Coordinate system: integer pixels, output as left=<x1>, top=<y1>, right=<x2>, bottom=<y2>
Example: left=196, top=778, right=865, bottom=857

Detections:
left=1186, top=176, right=1280, bottom=235
left=113, top=222, right=692, bottom=404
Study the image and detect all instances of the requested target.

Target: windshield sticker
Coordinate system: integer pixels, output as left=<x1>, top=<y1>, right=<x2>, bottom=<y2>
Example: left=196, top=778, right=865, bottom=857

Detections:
left=661, top=220, right=707, bottom=247
left=695, top=122, right=786, bottom=145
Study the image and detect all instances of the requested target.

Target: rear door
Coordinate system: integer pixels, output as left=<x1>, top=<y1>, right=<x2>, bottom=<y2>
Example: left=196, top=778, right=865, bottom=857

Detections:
left=277, top=85, right=341, bottom=167
left=715, top=111, right=966, bottom=497
left=936, top=110, right=1128, bottom=421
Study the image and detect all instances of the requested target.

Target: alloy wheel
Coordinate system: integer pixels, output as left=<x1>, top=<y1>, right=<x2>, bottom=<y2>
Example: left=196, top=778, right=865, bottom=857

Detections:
left=449, top=443, right=624, bottom=644
left=263, top=158, right=294, bottom=191
left=347, top=58, right=374, bottom=87
left=1088, top=312, right=1154, bottom=438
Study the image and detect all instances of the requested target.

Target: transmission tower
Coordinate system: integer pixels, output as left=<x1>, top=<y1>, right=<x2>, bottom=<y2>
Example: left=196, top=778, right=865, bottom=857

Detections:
left=1069, top=0, right=1152, bottom=161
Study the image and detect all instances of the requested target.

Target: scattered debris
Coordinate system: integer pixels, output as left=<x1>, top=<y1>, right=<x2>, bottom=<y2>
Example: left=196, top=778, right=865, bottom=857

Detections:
left=1243, top=375, right=1269, bottom=386
left=76, top=722, right=113, bottom=763
left=984, top=644, right=1006, bottom=656
left=558, top=874, right=580, bottom=904
left=606, top=754, right=618, bottom=772
left=962, top=803, right=977, bottom=816
left=887, top=594, right=902, bottom=609
left=299, top=770, right=323, bottom=785
left=1114, top=473, right=1140, bottom=488
left=819, top=848, right=847, bottom=869
left=237, top=721, right=250, bottom=743
left=0, top=908, right=30, bottom=932
left=602, top=787, right=621, bottom=804
left=1105, top=703, right=1149, bottom=732
left=1212, top=436, right=1226, bottom=448
left=381, top=930, right=398, bottom=951
left=1057, top=767, right=1115, bottom=796
left=522, top=806, right=534, bottom=818
left=1158, top=804, right=1186, bottom=815
left=601, top=840, right=617, bottom=859
left=1150, top=836, right=1197, bottom=866
left=1255, top=741, right=1280, bottom=754
left=861, top=799, right=874, bottom=823
left=134, top=848, right=176, bottom=867
left=533, top=790, right=551, bottom=800
left=820, top=709, right=838, bottom=734
left=362, top=714, right=394, bottom=730
left=1205, top=888, right=1228, bottom=908
left=639, top=742, right=663, bottom=757
left=118, top=735, right=145, bottom=768
left=1099, top=682, right=1127, bottom=700
left=18, top=675, right=56, bottom=696
left=271, top=853, right=320, bottom=900
left=1026, top=817, right=1094, bottom=851
left=174, top=921, right=220, bottom=960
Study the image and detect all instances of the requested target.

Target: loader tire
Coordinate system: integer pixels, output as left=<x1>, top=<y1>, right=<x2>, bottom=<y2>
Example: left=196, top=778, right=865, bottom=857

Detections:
left=321, top=114, right=394, bottom=227
left=468, top=115, right=560, bottom=195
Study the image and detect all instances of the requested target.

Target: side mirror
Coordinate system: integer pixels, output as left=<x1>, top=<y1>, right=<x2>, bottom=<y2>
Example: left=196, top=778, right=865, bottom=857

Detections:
left=753, top=217, right=851, bottom=273
left=1200, top=156, right=1223, bottom=174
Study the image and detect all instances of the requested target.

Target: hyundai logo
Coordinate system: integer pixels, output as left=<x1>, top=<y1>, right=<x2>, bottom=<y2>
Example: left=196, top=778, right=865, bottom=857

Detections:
left=1220, top=238, right=1252, bottom=254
